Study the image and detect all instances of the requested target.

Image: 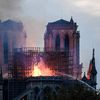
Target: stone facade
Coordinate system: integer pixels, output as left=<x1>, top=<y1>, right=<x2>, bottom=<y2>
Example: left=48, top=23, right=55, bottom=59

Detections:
left=0, top=20, right=27, bottom=78
left=44, top=18, right=82, bottom=79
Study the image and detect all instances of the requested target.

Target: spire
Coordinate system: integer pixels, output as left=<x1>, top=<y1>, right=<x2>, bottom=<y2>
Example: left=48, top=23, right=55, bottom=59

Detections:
left=92, top=48, right=95, bottom=66
left=70, top=16, right=74, bottom=23
left=91, top=48, right=97, bottom=75
left=93, top=48, right=95, bottom=59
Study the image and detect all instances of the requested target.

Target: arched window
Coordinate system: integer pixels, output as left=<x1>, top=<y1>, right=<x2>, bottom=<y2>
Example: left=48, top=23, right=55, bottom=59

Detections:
left=55, top=34, right=60, bottom=50
left=3, top=34, right=8, bottom=64
left=34, top=87, right=40, bottom=100
left=64, top=35, right=69, bottom=51
left=76, top=38, right=79, bottom=64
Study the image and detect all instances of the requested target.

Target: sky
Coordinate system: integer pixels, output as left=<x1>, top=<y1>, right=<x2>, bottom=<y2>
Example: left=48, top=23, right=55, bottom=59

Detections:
left=0, top=0, right=100, bottom=88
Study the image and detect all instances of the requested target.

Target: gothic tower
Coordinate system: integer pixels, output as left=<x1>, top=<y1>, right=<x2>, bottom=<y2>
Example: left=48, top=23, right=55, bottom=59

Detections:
left=44, top=17, right=82, bottom=79
left=0, top=20, right=27, bottom=78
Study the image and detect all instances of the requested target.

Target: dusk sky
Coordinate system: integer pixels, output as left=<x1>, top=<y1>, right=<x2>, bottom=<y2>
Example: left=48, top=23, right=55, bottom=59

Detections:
left=0, top=0, right=100, bottom=88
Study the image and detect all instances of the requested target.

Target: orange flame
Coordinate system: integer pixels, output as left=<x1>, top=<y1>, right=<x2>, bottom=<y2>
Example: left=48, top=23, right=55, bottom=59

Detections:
left=87, top=61, right=92, bottom=80
left=32, top=57, right=55, bottom=77
left=33, top=64, right=42, bottom=76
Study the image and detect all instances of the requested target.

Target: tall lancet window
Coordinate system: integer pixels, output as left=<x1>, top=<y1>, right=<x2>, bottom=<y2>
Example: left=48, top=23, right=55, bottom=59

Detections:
left=55, top=34, right=60, bottom=50
left=64, top=35, right=69, bottom=51
left=76, top=38, right=79, bottom=64
left=3, top=34, right=8, bottom=64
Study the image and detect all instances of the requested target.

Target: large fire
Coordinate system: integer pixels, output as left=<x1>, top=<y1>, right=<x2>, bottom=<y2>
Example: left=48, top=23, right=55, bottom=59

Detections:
left=32, top=57, right=55, bottom=77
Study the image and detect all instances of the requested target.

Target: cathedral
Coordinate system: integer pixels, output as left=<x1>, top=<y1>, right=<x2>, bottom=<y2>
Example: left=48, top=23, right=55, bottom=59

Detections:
left=0, top=18, right=97, bottom=100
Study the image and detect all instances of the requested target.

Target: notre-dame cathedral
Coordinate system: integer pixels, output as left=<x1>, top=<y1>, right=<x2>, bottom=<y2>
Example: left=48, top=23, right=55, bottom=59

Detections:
left=0, top=17, right=97, bottom=100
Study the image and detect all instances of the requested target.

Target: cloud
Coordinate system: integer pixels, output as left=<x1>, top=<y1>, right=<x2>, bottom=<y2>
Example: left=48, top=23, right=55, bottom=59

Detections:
left=71, top=0, right=100, bottom=16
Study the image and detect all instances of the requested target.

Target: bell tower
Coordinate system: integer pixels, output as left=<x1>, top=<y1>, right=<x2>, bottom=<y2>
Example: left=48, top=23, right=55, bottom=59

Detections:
left=44, top=17, right=82, bottom=79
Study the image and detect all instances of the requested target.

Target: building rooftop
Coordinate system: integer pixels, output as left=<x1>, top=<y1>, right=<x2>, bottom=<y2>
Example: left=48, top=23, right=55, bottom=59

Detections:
left=48, top=19, right=70, bottom=25
left=47, top=18, right=78, bottom=30
left=0, top=19, right=24, bottom=31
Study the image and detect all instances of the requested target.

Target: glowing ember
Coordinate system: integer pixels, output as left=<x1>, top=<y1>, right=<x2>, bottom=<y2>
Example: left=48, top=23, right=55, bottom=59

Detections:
left=32, top=57, right=55, bottom=77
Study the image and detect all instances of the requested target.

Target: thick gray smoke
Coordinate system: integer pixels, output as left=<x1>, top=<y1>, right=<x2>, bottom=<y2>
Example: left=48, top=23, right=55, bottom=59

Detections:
left=0, top=0, right=23, bottom=19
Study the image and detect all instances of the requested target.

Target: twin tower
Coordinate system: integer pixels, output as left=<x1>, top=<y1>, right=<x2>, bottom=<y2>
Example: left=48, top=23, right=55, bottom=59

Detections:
left=44, top=18, right=82, bottom=79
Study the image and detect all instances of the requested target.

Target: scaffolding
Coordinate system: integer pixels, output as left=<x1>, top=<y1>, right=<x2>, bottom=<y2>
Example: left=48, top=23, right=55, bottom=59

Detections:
left=8, top=47, right=74, bottom=79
